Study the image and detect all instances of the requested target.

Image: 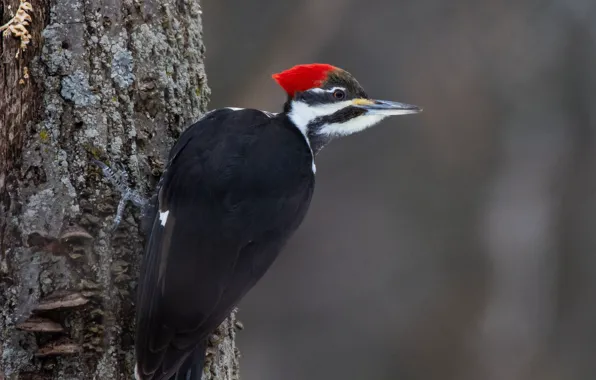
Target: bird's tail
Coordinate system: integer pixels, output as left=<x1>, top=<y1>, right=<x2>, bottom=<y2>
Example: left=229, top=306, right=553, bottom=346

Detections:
left=171, top=339, right=208, bottom=380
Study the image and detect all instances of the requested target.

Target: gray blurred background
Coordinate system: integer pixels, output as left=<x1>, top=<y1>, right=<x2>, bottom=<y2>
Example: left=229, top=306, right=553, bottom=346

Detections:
left=201, top=1, right=596, bottom=379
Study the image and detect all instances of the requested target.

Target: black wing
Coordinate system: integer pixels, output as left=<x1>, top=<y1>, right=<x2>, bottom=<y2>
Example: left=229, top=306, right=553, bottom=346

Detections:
left=135, top=109, right=314, bottom=380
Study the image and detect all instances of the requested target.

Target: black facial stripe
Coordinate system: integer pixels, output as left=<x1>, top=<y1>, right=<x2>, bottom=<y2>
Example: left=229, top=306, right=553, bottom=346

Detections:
left=305, top=106, right=367, bottom=153
left=308, top=106, right=367, bottom=130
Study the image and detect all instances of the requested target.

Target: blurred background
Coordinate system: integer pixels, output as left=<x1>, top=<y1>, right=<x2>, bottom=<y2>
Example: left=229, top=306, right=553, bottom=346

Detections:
left=201, top=1, right=596, bottom=379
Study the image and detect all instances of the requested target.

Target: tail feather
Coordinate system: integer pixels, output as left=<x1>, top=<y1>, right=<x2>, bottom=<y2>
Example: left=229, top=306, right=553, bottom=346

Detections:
left=171, top=340, right=208, bottom=380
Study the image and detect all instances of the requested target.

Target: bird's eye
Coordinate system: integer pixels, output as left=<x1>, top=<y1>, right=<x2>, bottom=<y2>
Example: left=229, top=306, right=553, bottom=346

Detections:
left=332, top=89, right=346, bottom=100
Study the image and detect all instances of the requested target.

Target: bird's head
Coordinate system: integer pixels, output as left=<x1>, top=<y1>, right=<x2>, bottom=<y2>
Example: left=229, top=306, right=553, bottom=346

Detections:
left=273, top=63, right=421, bottom=152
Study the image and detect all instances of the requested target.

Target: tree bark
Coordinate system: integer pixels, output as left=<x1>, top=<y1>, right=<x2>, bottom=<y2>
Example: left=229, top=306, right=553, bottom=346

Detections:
left=0, top=0, right=240, bottom=379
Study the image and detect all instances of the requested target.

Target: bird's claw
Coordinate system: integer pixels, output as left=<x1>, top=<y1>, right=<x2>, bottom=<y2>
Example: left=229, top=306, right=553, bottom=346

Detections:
left=92, top=159, right=147, bottom=231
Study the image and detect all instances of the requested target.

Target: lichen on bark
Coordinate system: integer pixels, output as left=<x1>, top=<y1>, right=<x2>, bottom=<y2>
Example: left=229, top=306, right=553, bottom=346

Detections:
left=0, top=0, right=238, bottom=378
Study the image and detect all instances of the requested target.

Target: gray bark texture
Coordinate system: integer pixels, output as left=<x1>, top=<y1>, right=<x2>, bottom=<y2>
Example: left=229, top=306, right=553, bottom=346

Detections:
left=0, top=0, right=241, bottom=379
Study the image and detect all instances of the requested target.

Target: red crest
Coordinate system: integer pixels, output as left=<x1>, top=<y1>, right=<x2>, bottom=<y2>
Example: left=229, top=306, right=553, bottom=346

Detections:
left=272, top=63, right=337, bottom=97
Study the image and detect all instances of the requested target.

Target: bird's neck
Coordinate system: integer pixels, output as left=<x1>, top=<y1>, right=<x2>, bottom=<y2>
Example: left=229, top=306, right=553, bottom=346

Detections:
left=282, top=100, right=331, bottom=155
left=305, top=129, right=331, bottom=155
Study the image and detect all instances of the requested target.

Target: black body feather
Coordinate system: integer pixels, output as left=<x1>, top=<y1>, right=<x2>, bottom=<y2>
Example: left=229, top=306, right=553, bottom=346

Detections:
left=135, top=109, right=315, bottom=380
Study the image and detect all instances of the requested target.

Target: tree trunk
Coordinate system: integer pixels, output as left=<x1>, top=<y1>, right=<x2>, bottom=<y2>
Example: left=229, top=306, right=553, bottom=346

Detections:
left=0, top=0, right=240, bottom=378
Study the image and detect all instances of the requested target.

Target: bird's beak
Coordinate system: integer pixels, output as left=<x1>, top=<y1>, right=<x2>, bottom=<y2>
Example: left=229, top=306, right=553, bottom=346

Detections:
left=352, top=98, right=422, bottom=116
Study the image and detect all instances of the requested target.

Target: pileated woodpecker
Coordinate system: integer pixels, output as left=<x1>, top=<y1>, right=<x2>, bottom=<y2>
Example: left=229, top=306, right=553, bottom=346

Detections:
left=133, top=63, right=421, bottom=380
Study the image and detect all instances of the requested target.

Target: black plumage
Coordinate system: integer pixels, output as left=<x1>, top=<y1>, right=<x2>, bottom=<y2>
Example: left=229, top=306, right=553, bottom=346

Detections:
left=135, top=108, right=315, bottom=380
left=134, top=63, right=421, bottom=380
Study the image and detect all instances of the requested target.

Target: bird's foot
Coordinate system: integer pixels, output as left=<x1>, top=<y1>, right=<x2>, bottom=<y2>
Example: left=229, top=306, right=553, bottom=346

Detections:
left=92, top=160, right=147, bottom=231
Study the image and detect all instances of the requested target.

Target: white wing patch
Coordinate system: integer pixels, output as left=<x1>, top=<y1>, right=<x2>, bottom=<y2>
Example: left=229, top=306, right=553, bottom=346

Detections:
left=261, top=110, right=277, bottom=118
left=134, top=364, right=141, bottom=380
left=159, top=210, right=169, bottom=226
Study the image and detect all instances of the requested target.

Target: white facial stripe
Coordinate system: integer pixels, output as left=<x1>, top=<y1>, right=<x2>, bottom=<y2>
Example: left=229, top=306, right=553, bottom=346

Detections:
left=288, top=100, right=355, bottom=134
left=317, top=114, right=387, bottom=137
left=287, top=100, right=335, bottom=174
left=307, top=86, right=346, bottom=94
left=290, top=97, right=416, bottom=138
left=287, top=95, right=409, bottom=170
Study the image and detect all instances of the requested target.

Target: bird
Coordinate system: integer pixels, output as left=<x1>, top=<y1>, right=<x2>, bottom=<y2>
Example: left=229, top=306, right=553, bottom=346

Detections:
left=133, top=63, right=422, bottom=380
